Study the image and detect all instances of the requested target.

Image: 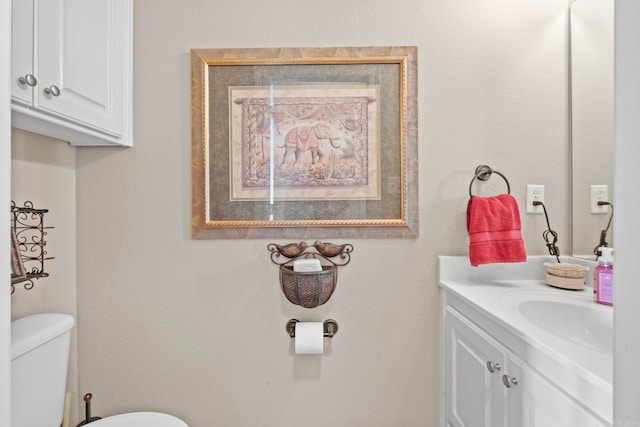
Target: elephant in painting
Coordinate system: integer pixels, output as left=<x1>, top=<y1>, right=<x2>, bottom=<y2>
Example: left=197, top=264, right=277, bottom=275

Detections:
left=278, top=123, right=340, bottom=165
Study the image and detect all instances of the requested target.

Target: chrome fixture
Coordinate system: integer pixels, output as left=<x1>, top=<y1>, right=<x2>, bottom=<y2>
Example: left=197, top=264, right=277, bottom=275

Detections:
left=468, top=164, right=511, bottom=197
left=502, top=374, right=519, bottom=388
left=18, top=74, right=37, bottom=87
left=486, top=361, right=501, bottom=373
left=44, top=85, right=61, bottom=96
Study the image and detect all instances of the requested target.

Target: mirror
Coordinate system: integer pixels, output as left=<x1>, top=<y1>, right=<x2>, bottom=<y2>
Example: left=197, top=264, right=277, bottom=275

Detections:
left=570, top=0, right=614, bottom=258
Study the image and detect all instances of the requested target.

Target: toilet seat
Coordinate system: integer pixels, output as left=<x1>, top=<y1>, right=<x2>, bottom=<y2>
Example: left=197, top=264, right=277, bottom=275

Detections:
left=86, top=412, right=188, bottom=427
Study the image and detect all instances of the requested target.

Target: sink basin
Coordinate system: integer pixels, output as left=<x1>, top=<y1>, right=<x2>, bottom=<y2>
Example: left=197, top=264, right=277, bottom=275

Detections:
left=499, top=290, right=613, bottom=354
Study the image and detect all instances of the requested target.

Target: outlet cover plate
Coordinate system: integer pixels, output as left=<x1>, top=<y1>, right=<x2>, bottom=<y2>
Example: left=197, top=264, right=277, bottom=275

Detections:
left=590, top=185, right=609, bottom=213
left=526, top=184, right=544, bottom=214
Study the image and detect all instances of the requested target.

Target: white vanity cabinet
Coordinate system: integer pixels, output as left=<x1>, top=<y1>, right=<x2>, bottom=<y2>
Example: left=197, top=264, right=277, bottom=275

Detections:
left=442, top=298, right=608, bottom=427
left=507, top=355, right=604, bottom=427
left=11, top=0, right=132, bottom=146
left=443, top=305, right=507, bottom=427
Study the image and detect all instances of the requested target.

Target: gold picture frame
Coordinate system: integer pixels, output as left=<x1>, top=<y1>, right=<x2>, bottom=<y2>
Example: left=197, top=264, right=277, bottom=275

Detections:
left=191, top=46, right=418, bottom=239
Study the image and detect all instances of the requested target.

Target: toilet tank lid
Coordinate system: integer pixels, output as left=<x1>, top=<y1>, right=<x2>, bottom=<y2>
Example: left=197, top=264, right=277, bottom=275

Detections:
left=11, top=313, right=75, bottom=360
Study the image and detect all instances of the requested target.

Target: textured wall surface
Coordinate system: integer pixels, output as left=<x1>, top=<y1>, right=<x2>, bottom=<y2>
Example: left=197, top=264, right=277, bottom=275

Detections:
left=10, top=129, right=79, bottom=423
left=73, top=0, right=569, bottom=426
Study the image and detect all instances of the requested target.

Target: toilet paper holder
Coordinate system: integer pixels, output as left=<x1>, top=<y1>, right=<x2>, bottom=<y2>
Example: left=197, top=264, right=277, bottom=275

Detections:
left=286, top=319, right=339, bottom=338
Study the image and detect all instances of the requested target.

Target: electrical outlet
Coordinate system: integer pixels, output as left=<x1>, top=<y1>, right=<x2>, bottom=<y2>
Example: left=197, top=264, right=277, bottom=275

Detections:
left=526, top=185, right=544, bottom=214
left=590, top=185, right=609, bottom=213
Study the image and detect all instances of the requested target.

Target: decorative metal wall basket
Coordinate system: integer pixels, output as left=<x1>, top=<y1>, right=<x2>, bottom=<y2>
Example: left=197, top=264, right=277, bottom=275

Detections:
left=10, top=201, right=54, bottom=294
left=269, top=241, right=353, bottom=309
left=280, top=265, right=337, bottom=308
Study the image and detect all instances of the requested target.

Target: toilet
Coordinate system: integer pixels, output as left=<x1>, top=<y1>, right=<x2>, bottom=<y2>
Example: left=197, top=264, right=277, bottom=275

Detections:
left=87, top=412, right=187, bottom=427
left=11, top=313, right=188, bottom=427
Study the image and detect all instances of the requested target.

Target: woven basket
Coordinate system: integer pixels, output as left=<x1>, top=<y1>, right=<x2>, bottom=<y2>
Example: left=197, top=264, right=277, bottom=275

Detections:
left=543, top=262, right=589, bottom=279
left=279, top=265, right=337, bottom=308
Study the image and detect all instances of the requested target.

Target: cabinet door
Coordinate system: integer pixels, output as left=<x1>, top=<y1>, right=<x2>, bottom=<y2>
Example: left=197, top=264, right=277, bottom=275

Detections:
left=444, top=306, right=507, bottom=427
left=36, top=0, right=128, bottom=137
left=506, top=356, right=607, bottom=427
left=11, top=0, right=35, bottom=105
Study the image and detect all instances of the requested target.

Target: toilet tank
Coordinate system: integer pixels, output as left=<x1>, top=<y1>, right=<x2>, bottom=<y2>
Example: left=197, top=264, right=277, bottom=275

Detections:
left=11, top=313, right=75, bottom=427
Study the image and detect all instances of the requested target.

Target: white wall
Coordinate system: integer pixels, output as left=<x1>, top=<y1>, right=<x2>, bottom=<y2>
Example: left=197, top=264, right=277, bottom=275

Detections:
left=614, top=0, right=640, bottom=423
left=10, top=130, right=78, bottom=319
left=10, top=129, right=79, bottom=423
left=1, top=0, right=12, bottom=423
left=75, top=1, right=569, bottom=426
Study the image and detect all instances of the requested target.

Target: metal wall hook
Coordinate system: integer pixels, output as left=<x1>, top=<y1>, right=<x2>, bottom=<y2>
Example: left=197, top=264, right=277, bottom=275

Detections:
left=468, top=164, right=511, bottom=197
left=286, top=319, right=339, bottom=338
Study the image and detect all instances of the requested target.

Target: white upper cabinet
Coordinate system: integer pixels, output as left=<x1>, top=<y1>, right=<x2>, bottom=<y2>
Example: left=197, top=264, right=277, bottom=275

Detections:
left=11, top=0, right=132, bottom=146
left=11, top=0, right=34, bottom=107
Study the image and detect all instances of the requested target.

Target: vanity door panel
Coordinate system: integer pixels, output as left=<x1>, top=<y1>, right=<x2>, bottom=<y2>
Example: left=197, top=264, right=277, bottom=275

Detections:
left=444, top=306, right=507, bottom=427
left=507, top=355, right=607, bottom=427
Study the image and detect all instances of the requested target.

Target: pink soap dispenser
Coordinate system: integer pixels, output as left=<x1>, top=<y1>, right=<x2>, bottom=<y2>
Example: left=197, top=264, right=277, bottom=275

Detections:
left=593, top=247, right=614, bottom=306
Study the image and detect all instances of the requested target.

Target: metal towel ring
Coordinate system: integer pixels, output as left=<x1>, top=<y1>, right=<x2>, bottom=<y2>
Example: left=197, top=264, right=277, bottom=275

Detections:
left=468, top=164, right=511, bottom=197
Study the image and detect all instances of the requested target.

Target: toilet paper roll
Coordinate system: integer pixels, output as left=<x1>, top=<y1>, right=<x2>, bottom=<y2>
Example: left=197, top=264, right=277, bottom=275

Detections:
left=294, top=322, right=324, bottom=354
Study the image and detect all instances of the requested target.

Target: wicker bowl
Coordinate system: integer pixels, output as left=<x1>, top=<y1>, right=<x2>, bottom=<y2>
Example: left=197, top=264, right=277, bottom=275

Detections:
left=279, top=264, right=337, bottom=308
left=543, top=262, right=589, bottom=278
left=543, top=262, right=589, bottom=290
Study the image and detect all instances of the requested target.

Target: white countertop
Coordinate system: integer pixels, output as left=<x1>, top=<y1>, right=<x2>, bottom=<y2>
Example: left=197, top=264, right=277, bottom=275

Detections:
left=439, top=255, right=612, bottom=424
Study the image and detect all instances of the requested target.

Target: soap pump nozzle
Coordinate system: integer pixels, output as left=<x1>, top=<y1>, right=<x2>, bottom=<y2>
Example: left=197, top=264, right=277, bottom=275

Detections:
left=598, top=247, right=614, bottom=266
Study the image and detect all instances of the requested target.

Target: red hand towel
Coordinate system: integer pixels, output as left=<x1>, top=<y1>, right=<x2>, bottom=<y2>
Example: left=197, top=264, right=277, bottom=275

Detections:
left=467, top=194, right=527, bottom=266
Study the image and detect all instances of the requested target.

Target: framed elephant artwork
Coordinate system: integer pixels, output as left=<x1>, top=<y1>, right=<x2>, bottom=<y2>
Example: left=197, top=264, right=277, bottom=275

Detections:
left=191, top=46, right=418, bottom=239
left=228, top=84, right=380, bottom=201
